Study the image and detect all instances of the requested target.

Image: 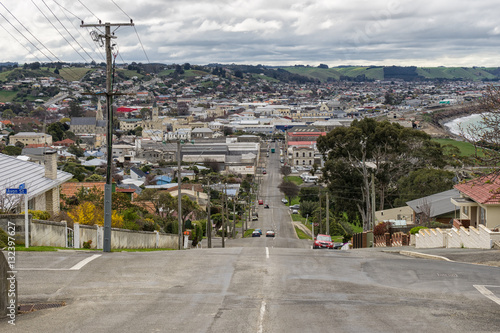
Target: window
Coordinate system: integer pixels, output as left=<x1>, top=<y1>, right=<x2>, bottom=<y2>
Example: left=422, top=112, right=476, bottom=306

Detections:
left=296, top=152, right=299, bottom=157
left=479, top=207, right=486, bottom=225
left=309, top=152, right=312, bottom=157
left=302, top=160, right=305, bottom=165
left=309, top=160, right=312, bottom=165
left=463, top=206, right=468, bottom=216
left=302, top=152, right=305, bottom=157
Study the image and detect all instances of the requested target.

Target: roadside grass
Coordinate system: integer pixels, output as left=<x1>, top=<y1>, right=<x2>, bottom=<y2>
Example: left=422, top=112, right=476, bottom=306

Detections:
left=433, top=138, right=486, bottom=157
left=295, top=227, right=312, bottom=240
left=332, top=235, right=343, bottom=242
left=291, top=213, right=306, bottom=222
left=13, top=245, right=174, bottom=252
left=113, top=248, right=175, bottom=252
left=244, top=229, right=255, bottom=237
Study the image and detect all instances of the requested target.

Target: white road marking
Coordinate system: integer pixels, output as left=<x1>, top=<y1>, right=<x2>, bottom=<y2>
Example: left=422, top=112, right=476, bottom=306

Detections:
left=70, top=254, right=102, bottom=270
left=266, top=247, right=269, bottom=259
left=257, top=300, right=266, bottom=333
left=18, top=254, right=102, bottom=271
left=474, top=285, right=500, bottom=306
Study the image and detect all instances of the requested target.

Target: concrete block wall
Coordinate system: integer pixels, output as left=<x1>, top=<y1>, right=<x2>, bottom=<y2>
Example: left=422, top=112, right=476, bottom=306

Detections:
left=30, top=220, right=66, bottom=247
left=447, top=228, right=462, bottom=248
left=415, top=228, right=446, bottom=248
left=417, top=225, right=497, bottom=249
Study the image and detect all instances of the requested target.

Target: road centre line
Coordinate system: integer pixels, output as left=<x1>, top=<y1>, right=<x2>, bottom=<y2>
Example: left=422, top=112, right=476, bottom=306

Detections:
left=257, top=300, right=266, bottom=333
left=474, top=285, right=500, bottom=306
left=266, top=247, right=269, bottom=259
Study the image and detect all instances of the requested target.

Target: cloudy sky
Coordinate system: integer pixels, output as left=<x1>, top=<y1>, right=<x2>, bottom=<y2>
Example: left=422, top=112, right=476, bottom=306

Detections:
left=1, top=0, right=500, bottom=67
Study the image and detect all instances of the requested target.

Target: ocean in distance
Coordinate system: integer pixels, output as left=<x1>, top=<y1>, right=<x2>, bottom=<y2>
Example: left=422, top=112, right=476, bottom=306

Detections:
left=443, top=113, right=485, bottom=137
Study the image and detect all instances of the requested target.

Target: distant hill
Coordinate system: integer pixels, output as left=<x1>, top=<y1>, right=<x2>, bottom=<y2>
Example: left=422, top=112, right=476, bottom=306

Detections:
left=279, top=65, right=500, bottom=82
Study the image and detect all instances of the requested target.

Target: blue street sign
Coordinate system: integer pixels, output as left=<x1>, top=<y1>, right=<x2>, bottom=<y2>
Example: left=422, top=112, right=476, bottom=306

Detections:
left=6, top=188, right=27, bottom=194
left=19, top=183, right=25, bottom=190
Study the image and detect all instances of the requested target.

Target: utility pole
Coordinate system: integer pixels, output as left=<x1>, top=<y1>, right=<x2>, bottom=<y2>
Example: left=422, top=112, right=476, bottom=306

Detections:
left=207, top=179, right=211, bottom=248
left=326, top=191, right=329, bottom=235
left=221, top=182, right=226, bottom=248
left=177, top=140, right=182, bottom=250
left=81, top=21, right=134, bottom=252
left=371, top=172, right=376, bottom=231
left=232, top=196, right=236, bottom=238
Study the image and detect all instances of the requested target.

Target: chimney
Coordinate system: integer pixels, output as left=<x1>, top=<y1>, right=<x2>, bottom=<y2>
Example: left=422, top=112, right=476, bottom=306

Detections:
left=44, top=150, right=58, bottom=180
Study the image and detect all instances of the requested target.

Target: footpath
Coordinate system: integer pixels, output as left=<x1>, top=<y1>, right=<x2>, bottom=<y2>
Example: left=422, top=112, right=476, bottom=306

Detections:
left=356, top=246, right=500, bottom=267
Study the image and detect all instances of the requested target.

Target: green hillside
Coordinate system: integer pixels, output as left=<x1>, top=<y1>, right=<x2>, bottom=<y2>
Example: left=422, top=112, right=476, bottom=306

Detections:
left=280, top=65, right=500, bottom=82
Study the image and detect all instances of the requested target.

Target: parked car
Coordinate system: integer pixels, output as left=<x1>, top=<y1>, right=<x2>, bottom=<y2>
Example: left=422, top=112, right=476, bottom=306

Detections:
left=252, top=231, right=261, bottom=237
left=262, top=170, right=267, bottom=174
left=291, top=209, right=299, bottom=214
left=281, top=198, right=288, bottom=204
left=266, top=230, right=275, bottom=237
left=252, top=215, right=258, bottom=221
left=255, top=228, right=263, bottom=235
left=264, top=204, right=270, bottom=209
left=258, top=199, right=263, bottom=205
left=313, top=234, right=334, bottom=249
left=290, top=204, right=300, bottom=209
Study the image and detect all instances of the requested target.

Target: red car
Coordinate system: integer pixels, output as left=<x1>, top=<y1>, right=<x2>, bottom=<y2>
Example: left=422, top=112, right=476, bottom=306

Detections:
left=258, top=199, right=263, bottom=205
left=313, top=234, right=334, bottom=249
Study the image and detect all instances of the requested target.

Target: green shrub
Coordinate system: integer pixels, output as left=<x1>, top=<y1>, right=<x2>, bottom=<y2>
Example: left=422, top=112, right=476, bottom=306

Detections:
left=27, top=210, right=51, bottom=220
left=83, top=240, right=92, bottom=249
left=0, top=227, right=8, bottom=248
left=410, top=226, right=428, bottom=235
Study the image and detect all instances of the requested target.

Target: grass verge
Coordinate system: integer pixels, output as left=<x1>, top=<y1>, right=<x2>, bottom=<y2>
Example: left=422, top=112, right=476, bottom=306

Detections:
left=295, top=227, right=312, bottom=240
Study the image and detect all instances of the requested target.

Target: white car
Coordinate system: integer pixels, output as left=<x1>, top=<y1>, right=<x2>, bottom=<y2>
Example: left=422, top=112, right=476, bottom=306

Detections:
left=281, top=198, right=288, bottom=204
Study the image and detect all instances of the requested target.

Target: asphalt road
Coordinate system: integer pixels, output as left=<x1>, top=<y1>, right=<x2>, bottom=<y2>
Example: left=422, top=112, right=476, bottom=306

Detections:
left=2, top=149, right=500, bottom=332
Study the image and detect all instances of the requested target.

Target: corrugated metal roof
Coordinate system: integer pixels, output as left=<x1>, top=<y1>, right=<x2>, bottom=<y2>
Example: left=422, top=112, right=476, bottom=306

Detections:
left=0, top=153, right=73, bottom=202
left=406, top=189, right=460, bottom=217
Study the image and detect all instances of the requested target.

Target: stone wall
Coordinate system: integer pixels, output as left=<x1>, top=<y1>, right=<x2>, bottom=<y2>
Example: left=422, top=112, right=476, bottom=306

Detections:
left=0, top=215, right=31, bottom=245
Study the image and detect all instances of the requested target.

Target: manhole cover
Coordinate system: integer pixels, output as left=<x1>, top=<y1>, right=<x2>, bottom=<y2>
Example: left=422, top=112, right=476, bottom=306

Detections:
left=18, top=302, right=65, bottom=313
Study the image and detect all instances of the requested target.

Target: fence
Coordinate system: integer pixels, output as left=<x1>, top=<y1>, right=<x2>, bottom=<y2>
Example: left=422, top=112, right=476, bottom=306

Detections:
left=374, top=232, right=409, bottom=247
left=0, top=215, right=178, bottom=250
left=415, top=225, right=500, bottom=249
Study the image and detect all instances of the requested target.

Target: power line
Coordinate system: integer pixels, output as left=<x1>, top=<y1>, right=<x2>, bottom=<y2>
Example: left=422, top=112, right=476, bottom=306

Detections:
left=41, top=0, right=98, bottom=63
left=109, top=0, right=151, bottom=64
left=30, top=0, right=90, bottom=63
left=0, top=21, right=44, bottom=63
left=77, top=0, right=100, bottom=23
left=52, top=0, right=106, bottom=62
left=0, top=7, right=53, bottom=61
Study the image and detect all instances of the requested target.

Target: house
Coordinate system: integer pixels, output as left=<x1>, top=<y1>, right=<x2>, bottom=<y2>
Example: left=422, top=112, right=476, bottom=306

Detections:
left=11, top=132, right=52, bottom=146
left=406, top=189, right=460, bottom=225
left=452, top=175, right=500, bottom=229
left=0, top=151, right=72, bottom=215
left=130, top=167, right=147, bottom=182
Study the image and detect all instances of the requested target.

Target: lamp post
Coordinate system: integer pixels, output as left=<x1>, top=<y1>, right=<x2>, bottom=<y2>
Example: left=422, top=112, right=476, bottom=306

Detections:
left=177, top=140, right=182, bottom=250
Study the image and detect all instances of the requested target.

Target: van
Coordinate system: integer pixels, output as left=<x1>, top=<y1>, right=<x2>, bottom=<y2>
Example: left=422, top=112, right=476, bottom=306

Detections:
left=304, top=176, right=319, bottom=183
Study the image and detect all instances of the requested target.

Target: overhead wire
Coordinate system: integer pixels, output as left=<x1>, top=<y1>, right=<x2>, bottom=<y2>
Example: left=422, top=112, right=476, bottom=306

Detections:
left=40, top=0, right=98, bottom=63
left=0, top=1, right=82, bottom=80
left=0, top=4, right=53, bottom=61
left=52, top=0, right=106, bottom=62
left=0, top=21, right=45, bottom=63
left=30, top=0, right=90, bottom=63
left=77, top=0, right=100, bottom=23
left=109, top=0, right=151, bottom=64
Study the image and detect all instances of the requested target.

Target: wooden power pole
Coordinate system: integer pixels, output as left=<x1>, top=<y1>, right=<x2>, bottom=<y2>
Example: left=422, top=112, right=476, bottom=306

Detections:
left=81, top=21, right=134, bottom=252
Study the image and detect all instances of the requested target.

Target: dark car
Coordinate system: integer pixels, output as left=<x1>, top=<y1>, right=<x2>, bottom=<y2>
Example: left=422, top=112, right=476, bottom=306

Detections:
left=264, top=204, right=269, bottom=209
left=255, top=228, right=263, bottom=235
left=313, top=234, right=334, bottom=249
left=252, top=231, right=261, bottom=237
